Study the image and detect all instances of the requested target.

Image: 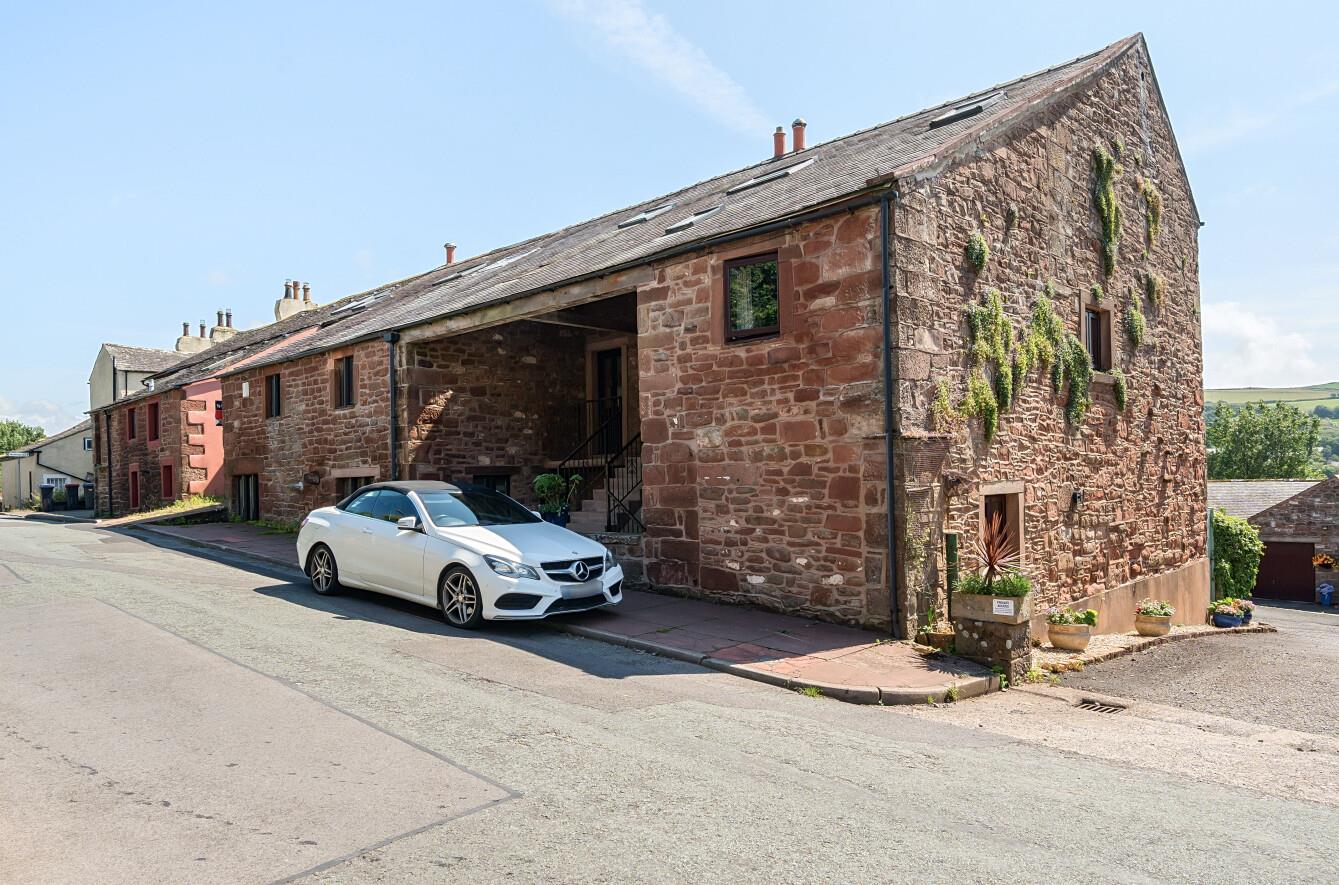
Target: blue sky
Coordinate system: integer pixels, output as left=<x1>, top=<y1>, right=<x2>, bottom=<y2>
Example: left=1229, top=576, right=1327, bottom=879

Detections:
left=3, top=1, right=1336, bottom=433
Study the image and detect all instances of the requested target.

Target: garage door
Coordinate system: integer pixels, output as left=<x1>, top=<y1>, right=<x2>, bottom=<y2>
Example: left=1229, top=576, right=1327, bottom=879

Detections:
left=1253, top=541, right=1315, bottom=602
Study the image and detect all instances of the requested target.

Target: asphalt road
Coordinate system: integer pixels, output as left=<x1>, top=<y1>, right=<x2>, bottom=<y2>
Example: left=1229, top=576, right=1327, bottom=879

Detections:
left=1062, top=603, right=1339, bottom=734
left=3, top=517, right=1339, bottom=883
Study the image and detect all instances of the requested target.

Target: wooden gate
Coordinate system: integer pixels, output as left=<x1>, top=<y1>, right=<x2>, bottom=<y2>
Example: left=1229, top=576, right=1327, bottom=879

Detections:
left=1254, top=541, right=1315, bottom=602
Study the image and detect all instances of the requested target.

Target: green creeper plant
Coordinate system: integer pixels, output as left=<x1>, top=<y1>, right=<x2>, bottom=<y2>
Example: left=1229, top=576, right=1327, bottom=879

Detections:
left=1145, top=271, right=1165, bottom=307
left=1090, top=282, right=1104, bottom=302
left=965, top=231, right=990, bottom=273
left=1125, top=300, right=1146, bottom=347
left=1111, top=367, right=1128, bottom=411
left=1093, top=145, right=1124, bottom=276
left=1058, top=332, right=1093, bottom=425
left=930, top=379, right=956, bottom=432
left=1211, top=509, right=1265, bottom=599
left=1141, top=178, right=1163, bottom=248
left=961, top=372, right=999, bottom=441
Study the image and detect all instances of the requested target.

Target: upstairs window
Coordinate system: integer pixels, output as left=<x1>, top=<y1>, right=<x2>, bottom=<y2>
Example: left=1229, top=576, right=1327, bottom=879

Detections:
left=147, top=402, right=160, bottom=442
left=724, top=253, right=780, bottom=342
left=127, top=407, right=137, bottom=440
left=83, top=437, right=93, bottom=452
left=334, top=355, right=356, bottom=408
left=1084, top=307, right=1112, bottom=372
left=265, top=374, right=282, bottom=418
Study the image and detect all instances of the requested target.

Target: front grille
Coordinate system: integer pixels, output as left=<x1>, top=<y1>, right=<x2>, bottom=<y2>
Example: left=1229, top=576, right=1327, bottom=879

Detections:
left=495, top=593, right=543, bottom=610
left=546, top=595, right=610, bottom=614
left=541, top=556, right=605, bottom=583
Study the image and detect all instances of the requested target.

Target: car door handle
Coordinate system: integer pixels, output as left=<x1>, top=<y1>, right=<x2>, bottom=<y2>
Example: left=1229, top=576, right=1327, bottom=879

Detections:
left=362, top=529, right=374, bottom=535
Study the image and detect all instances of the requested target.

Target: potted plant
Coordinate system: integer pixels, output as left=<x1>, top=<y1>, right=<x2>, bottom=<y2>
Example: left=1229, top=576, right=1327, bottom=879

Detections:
left=917, top=606, right=955, bottom=651
left=1046, top=606, right=1098, bottom=651
left=1237, top=597, right=1256, bottom=624
left=1208, top=599, right=1243, bottom=628
left=1134, top=598, right=1175, bottom=637
left=1314, top=552, right=1336, bottom=571
left=532, top=473, right=579, bottom=527
left=950, top=511, right=1032, bottom=624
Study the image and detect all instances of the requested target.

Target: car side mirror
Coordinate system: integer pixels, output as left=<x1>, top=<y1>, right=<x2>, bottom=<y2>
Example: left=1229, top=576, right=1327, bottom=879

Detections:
left=396, top=515, right=421, bottom=532
left=531, top=510, right=542, bottom=519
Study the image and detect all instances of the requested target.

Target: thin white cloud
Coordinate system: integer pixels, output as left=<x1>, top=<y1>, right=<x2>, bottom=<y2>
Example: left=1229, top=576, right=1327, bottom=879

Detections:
left=1184, top=82, right=1339, bottom=154
left=0, top=395, right=87, bottom=436
left=546, top=0, right=770, bottom=136
left=206, top=268, right=232, bottom=287
left=1202, top=301, right=1326, bottom=388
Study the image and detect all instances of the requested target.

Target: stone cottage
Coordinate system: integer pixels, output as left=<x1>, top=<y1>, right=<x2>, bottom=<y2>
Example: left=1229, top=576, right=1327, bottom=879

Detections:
left=1209, top=478, right=1339, bottom=603
left=114, top=34, right=1206, bottom=636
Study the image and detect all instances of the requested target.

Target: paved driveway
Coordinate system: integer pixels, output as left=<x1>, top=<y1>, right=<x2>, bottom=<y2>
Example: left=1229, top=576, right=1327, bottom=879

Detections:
left=1063, top=603, right=1339, bottom=735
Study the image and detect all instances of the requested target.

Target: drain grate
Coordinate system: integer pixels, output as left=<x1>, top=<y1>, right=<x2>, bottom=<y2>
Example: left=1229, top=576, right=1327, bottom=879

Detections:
left=1076, top=698, right=1126, bottom=714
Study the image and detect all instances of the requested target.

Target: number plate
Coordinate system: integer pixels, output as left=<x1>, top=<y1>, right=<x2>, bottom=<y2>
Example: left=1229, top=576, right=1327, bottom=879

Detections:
left=561, top=581, right=604, bottom=600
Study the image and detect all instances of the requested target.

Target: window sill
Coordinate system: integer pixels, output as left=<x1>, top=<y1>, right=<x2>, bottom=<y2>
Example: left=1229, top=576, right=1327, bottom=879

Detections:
left=724, top=331, right=781, bottom=347
left=1092, top=372, right=1117, bottom=385
left=332, top=404, right=357, bottom=412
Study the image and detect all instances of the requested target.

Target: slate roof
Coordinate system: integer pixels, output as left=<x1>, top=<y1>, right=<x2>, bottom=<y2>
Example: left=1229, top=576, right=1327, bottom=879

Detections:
left=103, top=344, right=184, bottom=374
left=219, top=34, right=1148, bottom=377
left=1207, top=481, right=1322, bottom=520
left=15, top=418, right=93, bottom=452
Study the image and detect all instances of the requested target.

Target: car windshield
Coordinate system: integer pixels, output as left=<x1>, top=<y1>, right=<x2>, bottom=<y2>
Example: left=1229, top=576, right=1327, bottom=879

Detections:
left=416, top=489, right=540, bottom=527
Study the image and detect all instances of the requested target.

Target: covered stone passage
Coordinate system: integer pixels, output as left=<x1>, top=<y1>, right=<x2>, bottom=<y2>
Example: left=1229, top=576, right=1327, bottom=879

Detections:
left=402, top=291, right=644, bottom=537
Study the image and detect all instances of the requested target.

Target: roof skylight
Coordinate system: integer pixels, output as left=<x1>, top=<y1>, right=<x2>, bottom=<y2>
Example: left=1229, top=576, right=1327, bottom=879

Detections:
left=664, top=205, right=722, bottom=234
left=618, top=203, right=676, bottom=228
left=724, top=158, right=816, bottom=195
left=928, top=91, right=1004, bottom=130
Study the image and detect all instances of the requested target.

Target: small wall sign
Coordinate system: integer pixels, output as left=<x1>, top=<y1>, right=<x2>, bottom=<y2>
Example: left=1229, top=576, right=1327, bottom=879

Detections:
left=991, top=598, right=1015, bottom=617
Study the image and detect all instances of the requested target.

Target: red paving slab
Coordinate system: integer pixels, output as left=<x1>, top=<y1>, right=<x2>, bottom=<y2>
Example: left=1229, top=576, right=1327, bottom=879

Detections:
left=133, top=521, right=996, bottom=704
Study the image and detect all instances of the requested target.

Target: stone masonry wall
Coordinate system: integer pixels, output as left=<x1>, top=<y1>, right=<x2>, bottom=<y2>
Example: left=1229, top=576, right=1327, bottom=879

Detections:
left=221, top=339, right=390, bottom=525
left=98, top=391, right=185, bottom=515
left=638, top=212, right=891, bottom=627
left=403, top=321, right=588, bottom=508
left=891, top=45, right=1206, bottom=635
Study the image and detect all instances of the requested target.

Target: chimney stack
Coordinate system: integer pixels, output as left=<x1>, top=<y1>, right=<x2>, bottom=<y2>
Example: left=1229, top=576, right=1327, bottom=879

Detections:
left=284, top=280, right=293, bottom=300
left=302, top=282, right=311, bottom=303
left=225, top=308, right=233, bottom=327
left=199, top=321, right=206, bottom=337
left=182, top=321, right=190, bottom=337
left=773, top=126, right=786, bottom=159
left=444, top=242, right=457, bottom=264
left=792, top=118, right=806, bottom=152
left=217, top=309, right=225, bottom=327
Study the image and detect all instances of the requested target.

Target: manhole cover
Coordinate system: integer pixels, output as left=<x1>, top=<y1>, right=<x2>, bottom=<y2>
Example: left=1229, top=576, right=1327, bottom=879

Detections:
left=1076, top=698, right=1126, bottom=714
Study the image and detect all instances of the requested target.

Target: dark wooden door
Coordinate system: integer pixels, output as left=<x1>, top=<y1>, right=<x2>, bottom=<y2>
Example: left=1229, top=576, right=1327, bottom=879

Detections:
left=593, top=348, right=623, bottom=454
left=1254, top=541, right=1315, bottom=601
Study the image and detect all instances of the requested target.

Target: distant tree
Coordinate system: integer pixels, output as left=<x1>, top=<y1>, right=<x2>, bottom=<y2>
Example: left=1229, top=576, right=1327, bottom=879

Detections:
left=1207, top=401, right=1323, bottom=479
left=1314, top=404, right=1337, bottom=419
left=0, top=419, right=45, bottom=456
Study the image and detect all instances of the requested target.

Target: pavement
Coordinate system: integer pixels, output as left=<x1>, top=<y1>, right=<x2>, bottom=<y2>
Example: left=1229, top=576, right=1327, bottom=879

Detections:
left=134, top=520, right=995, bottom=704
left=5, top=517, right=1339, bottom=882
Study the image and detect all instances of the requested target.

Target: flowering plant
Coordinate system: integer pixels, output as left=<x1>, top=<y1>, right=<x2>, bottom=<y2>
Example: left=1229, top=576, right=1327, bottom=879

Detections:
left=1314, top=553, right=1337, bottom=570
left=1210, top=600, right=1241, bottom=616
left=1135, top=598, right=1174, bottom=617
left=1237, top=598, right=1256, bottom=614
left=1046, top=606, right=1098, bottom=626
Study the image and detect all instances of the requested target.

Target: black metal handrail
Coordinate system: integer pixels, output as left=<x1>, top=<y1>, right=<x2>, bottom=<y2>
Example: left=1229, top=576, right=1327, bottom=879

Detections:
left=605, top=432, right=643, bottom=533
left=555, top=398, right=621, bottom=517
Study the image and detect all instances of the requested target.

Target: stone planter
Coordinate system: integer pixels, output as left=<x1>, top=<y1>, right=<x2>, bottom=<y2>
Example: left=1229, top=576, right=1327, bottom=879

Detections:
left=1047, top=623, right=1092, bottom=651
left=1134, top=613, right=1172, bottom=637
left=951, top=591, right=1032, bottom=625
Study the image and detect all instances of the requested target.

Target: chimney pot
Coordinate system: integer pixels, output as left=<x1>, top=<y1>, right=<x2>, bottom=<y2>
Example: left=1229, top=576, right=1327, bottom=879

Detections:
left=792, top=118, right=807, bottom=152
left=217, top=309, right=224, bottom=327
left=199, top=321, right=206, bottom=337
left=302, top=282, right=311, bottom=303
left=773, top=126, right=786, bottom=159
left=284, top=280, right=293, bottom=300
left=182, top=321, right=190, bottom=336
left=444, top=242, right=457, bottom=264
left=225, top=309, right=233, bottom=327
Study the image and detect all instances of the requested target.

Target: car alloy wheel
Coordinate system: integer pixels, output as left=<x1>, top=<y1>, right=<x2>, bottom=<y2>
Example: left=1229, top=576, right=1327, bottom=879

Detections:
left=309, top=546, right=339, bottom=595
left=440, top=567, right=483, bottom=629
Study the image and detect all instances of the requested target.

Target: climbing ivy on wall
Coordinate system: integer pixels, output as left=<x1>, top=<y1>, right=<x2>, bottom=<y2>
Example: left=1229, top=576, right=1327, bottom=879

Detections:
left=1145, top=271, right=1165, bottom=307
left=1093, top=145, right=1123, bottom=276
left=965, top=231, right=990, bottom=273
left=1141, top=178, right=1163, bottom=249
left=1125, top=299, right=1146, bottom=346
left=1111, top=367, right=1128, bottom=412
left=961, top=373, right=999, bottom=441
left=931, top=379, right=956, bottom=432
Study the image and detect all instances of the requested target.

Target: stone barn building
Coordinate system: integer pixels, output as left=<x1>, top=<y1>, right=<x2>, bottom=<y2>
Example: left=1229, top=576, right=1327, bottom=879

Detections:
left=1210, top=478, right=1339, bottom=603
left=202, top=34, right=1204, bottom=635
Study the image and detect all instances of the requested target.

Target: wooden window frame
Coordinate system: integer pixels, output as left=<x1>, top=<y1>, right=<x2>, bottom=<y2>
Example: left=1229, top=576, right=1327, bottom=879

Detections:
left=722, top=252, right=782, bottom=343
left=333, top=355, right=356, bottom=409
left=264, top=374, right=282, bottom=419
left=1084, top=306, right=1113, bottom=372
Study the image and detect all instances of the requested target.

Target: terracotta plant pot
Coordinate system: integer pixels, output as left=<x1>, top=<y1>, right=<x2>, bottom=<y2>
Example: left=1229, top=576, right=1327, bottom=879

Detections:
left=1134, top=613, right=1172, bottom=637
left=1048, top=623, right=1092, bottom=651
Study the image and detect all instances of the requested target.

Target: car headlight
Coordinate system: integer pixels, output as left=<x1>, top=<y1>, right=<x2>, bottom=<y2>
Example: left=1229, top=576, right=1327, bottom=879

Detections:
left=604, top=548, right=615, bottom=570
left=484, top=555, right=541, bottom=581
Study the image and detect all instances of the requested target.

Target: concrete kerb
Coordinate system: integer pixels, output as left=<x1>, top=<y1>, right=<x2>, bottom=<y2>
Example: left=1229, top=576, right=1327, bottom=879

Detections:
left=129, top=523, right=299, bottom=573
left=1036, top=623, right=1279, bottom=672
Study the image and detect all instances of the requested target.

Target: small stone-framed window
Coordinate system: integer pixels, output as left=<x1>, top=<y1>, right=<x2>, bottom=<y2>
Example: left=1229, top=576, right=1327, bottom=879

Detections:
left=980, top=482, right=1024, bottom=568
left=334, top=355, right=356, bottom=408
left=1084, top=306, right=1112, bottom=372
left=147, top=402, right=160, bottom=442
left=335, top=475, right=375, bottom=500
left=161, top=463, right=174, bottom=500
left=265, top=374, right=282, bottom=419
left=724, top=253, right=781, bottom=342
left=126, top=407, right=137, bottom=441
left=472, top=473, right=511, bottom=496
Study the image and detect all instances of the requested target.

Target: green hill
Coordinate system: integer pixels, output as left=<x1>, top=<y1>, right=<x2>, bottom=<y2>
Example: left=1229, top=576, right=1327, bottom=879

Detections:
left=1205, top=382, right=1339, bottom=412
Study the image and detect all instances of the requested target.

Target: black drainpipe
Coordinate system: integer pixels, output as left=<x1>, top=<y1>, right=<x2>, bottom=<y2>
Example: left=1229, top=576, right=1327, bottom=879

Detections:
left=880, top=189, right=901, bottom=638
left=384, top=332, right=400, bottom=481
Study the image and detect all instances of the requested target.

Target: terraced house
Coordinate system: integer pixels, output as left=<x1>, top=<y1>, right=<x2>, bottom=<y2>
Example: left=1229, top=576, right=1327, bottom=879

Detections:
left=104, top=34, right=1208, bottom=637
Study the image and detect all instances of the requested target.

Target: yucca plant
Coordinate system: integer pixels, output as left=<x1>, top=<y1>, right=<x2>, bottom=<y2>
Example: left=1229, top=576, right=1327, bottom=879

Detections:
left=971, top=509, right=1021, bottom=592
